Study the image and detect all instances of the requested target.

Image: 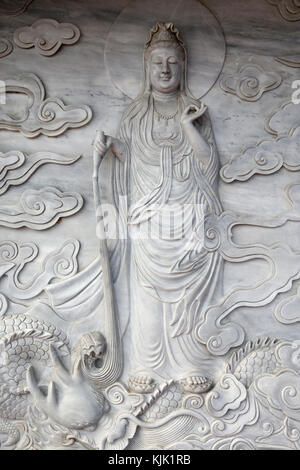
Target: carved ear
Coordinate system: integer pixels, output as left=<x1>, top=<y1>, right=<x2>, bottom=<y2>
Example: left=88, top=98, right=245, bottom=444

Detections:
left=49, top=344, right=70, bottom=385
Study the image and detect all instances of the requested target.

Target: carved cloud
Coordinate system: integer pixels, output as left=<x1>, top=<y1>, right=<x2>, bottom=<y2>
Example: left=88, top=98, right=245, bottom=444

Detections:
left=267, top=0, right=300, bottom=21
left=0, top=73, right=92, bottom=137
left=266, top=101, right=300, bottom=137
left=220, top=128, right=300, bottom=183
left=0, top=39, right=13, bottom=58
left=220, top=64, right=282, bottom=102
left=206, top=374, right=247, bottom=418
left=254, top=369, right=300, bottom=422
left=0, top=187, right=83, bottom=230
left=0, top=151, right=80, bottom=195
left=0, top=239, right=80, bottom=307
left=14, top=19, right=81, bottom=56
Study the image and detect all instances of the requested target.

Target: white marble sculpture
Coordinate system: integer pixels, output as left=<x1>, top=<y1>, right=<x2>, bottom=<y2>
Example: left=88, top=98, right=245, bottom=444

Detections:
left=95, top=23, right=222, bottom=393
left=1, top=0, right=300, bottom=451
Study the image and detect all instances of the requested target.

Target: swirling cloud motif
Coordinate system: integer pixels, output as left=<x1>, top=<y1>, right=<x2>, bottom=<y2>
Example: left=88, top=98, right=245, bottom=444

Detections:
left=275, top=285, right=300, bottom=324
left=0, top=239, right=80, bottom=305
left=212, top=438, right=256, bottom=451
left=0, top=0, right=34, bottom=16
left=266, top=101, right=300, bottom=137
left=0, top=187, right=83, bottom=230
left=0, top=151, right=80, bottom=195
left=14, top=19, right=81, bottom=57
left=0, top=39, right=13, bottom=58
left=254, top=370, right=300, bottom=422
left=205, top=374, right=259, bottom=437
left=206, top=374, right=247, bottom=418
left=267, top=0, right=300, bottom=21
left=220, top=64, right=282, bottom=102
left=0, top=73, right=92, bottom=137
left=275, top=341, right=300, bottom=370
left=220, top=128, right=300, bottom=183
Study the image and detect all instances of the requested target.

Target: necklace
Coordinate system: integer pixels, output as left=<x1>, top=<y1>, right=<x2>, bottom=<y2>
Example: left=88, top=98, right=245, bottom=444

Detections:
left=153, top=99, right=179, bottom=122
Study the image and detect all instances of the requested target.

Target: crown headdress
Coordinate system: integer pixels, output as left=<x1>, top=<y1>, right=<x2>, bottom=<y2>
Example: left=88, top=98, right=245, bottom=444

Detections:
left=145, top=22, right=184, bottom=50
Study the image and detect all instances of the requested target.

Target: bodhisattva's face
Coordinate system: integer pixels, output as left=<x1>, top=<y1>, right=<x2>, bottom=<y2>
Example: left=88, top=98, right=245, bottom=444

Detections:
left=149, top=46, right=183, bottom=94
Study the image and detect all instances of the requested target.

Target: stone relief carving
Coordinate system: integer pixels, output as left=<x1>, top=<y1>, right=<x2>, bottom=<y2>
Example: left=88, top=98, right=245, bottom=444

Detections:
left=220, top=129, right=300, bottom=182
left=0, top=239, right=80, bottom=315
left=14, top=19, right=81, bottom=56
left=219, top=63, right=282, bottom=102
left=104, top=0, right=226, bottom=99
left=276, top=55, right=300, bottom=67
left=0, top=39, right=13, bottom=59
left=266, top=100, right=300, bottom=136
left=1, top=0, right=300, bottom=450
left=0, top=73, right=92, bottom=138
left=0, top=187, right=83, bottom=230
left=93, top=22, right=222, bottom=391
left=2, top=329, right=300, bottom=449
left=0, top=151, right=80, bottom=195
left=267, top=0, right=300, bottom=21
left=0, top=0, right=34, bottom=17
left=275, top=283, right=300, bottom=324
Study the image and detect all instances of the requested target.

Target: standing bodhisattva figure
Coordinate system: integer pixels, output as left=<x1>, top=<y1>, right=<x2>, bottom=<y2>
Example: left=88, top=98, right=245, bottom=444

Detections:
left=93, top=23, right=223, bottom=393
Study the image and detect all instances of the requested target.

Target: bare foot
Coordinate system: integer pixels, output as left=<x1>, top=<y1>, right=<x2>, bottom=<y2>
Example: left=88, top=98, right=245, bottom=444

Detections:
left=180, top=376, right=213, bottom=394
left=128, top=375, right=156, bottom=394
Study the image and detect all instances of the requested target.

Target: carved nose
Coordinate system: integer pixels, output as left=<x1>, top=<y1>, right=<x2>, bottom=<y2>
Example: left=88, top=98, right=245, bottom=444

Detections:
left=161, top=63, right=170, bottom=74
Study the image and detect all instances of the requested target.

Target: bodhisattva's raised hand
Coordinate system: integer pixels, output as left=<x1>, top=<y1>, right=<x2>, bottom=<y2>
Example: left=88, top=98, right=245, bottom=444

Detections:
left=180, top=103, right=207, bottom=127
left=180, top=103, right=211, bottom=170
left=93, top=131, right=126, bottom=177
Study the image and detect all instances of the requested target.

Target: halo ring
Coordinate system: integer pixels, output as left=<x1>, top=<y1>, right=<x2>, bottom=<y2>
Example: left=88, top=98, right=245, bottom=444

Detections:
left=104, top=0, right=226, bottom=100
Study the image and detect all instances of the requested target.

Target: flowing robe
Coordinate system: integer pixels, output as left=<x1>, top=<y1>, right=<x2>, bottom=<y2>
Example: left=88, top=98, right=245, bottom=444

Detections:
left=46, top=92, right=223, bottom=380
